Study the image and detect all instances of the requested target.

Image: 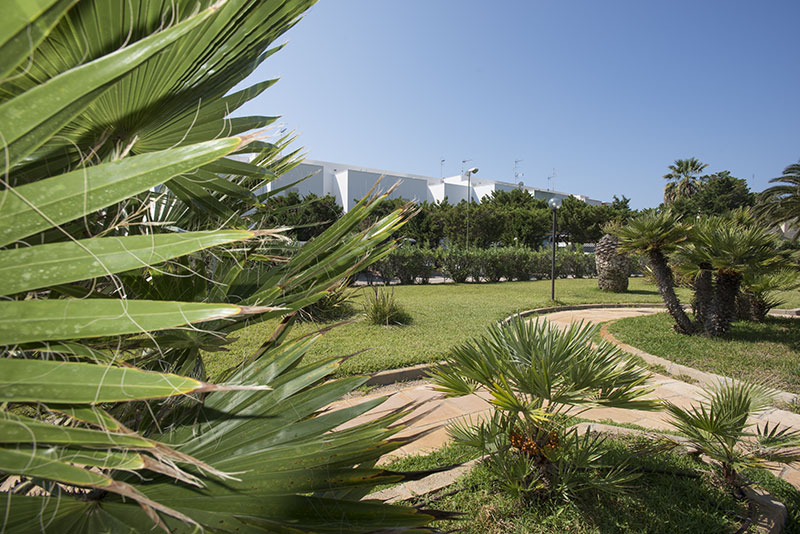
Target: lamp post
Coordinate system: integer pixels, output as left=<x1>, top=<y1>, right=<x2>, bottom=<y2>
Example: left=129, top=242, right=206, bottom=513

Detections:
left=465, top=167, right=478, bottom=248
left=548, top=197, right=562, bottom=301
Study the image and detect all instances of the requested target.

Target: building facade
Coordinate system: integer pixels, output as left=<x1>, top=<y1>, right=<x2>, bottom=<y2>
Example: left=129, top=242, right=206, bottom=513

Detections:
left=258, top=159, right=604, bottom=210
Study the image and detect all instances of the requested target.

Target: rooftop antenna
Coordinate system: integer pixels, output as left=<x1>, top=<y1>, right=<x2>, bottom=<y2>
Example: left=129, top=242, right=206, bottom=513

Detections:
left=461, top=159, right=472, bottom=174
left=514, top=159, right=524, bottom=182
left=440, top=158, right=445, bottom=178
left=547, top=168, right=557, bottom=191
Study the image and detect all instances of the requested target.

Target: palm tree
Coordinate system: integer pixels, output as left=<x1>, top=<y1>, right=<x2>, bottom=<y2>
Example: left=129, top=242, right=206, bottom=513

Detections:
left=756, top=162, right=800, bottom=237
left=666, top=381, right=800, bottom=490
left=663, top=157, right=708, bottom=204
left=429, top=317, right=656, bottom=500
left=0, top=2, right=446, bottom=532
left=690, top=213, right=789, bottom=335
left=617, top=211, right=695, bottom=334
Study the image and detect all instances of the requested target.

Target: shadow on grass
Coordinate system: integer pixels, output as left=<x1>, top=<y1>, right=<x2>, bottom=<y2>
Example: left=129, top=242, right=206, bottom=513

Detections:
left=726, top=317, right=800, bottom=352
left=619, top=288, right=661, bottom=296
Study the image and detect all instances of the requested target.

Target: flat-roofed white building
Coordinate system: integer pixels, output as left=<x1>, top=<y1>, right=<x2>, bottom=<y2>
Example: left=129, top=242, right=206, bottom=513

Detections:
left=259, top=159, right=604, bottom=211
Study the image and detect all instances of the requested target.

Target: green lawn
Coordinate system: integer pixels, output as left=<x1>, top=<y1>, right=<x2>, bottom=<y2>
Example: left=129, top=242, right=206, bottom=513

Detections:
left=608, top=312, right=800, bottom=394
left=381, top=437, right=800, bottom=534
left=205, top=278, right=690, bottom=377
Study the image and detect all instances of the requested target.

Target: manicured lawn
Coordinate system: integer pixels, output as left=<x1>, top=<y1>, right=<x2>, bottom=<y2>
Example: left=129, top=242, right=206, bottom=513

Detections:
left=608, top=312, right=800, bottom=394
left=205, top=278, right=690, bottom=377
left=381, top=437, right=800, bottom=534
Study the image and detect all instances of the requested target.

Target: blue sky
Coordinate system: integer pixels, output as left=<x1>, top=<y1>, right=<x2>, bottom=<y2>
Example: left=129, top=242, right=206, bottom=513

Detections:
left=235, top=1, right=800, bottom=209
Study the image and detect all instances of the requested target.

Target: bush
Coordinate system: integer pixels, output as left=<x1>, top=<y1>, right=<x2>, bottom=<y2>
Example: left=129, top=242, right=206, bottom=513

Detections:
left=434, top=246, right=596, bottom=284
left=481, top=248, right=509, bottom=283
left=373, top=246, right=436, bottom=284
left=363, top=287, right=413, bottom=325
left=439, top=247, right=474, bottom=283
left=299, top=282, right=357, bottom=322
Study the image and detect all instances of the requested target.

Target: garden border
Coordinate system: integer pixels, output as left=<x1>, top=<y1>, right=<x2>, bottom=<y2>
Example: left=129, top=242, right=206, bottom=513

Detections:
left=366, top=423, right=787, bottom=533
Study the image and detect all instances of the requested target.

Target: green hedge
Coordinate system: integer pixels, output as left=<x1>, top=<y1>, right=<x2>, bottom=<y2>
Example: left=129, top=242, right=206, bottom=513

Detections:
left=372, top=246, right=596, bottom=284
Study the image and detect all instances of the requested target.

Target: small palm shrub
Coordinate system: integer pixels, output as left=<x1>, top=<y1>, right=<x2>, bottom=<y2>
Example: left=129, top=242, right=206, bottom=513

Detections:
left=363, top=287, right=413, bottom=325
left=430, top=317, right=656, bottom=501
left=299, top=280, right=357, bottom=321
left=737, top=269, right=800, bottom=322
left=666, top=381, right=800, bottom=491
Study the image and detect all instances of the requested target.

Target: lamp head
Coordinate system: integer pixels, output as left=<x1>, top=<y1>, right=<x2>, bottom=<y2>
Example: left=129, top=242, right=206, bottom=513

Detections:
left=548, top=197, right=562, bottom=210
left=466, top=167, right=479, bottom=175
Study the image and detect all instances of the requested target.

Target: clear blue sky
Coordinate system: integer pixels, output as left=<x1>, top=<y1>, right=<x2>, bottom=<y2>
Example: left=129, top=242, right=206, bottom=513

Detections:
left=234, top=0, right=800, bottom=209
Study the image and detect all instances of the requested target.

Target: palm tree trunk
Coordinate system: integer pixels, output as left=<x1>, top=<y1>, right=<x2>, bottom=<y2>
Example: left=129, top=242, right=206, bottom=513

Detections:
left=693, top=264, right=714, bottom=333
left=709, top=271, right=741, bottom=336
left=647, top=250, right=694, bottom=334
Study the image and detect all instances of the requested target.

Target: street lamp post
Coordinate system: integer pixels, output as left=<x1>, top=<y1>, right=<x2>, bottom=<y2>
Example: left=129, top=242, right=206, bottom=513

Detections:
left=548, top=197, right=562, bottom=301
left=465, top=167, right=478, bottom=248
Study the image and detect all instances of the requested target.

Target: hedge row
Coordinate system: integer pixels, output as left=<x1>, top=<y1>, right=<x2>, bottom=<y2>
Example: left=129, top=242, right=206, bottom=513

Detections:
left=370, top=246, right=597, bottom=284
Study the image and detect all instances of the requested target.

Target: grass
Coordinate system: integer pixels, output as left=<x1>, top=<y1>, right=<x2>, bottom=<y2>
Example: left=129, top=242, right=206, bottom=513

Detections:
left=608, top=312, right=800, bottom=394
left=205, top=278, right=694, bottom=377
left=382, top=435, right=800, bottom=534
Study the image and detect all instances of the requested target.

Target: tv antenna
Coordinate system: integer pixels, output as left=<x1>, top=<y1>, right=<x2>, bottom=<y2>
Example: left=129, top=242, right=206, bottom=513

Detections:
left=547, top=168, right=557, bottom=191
left=514, top=159, right=524, bottom=182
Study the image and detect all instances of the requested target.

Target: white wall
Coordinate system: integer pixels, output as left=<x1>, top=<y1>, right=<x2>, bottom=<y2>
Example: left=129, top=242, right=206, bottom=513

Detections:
left=266, top=162, right=325, bottom=198
left=246, top=158, right=604, bottom=211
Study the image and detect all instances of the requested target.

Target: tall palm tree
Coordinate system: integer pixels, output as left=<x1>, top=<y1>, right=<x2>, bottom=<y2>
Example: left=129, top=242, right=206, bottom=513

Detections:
left=617, top=211, right=695, bottom=334
left=663, top=157, right=708, bottom=204
left=756, top=162, right=800, bottom=237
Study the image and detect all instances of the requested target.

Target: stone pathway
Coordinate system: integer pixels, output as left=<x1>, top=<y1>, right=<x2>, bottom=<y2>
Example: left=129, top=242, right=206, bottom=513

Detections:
left=329, top=307, right=800, bottom=488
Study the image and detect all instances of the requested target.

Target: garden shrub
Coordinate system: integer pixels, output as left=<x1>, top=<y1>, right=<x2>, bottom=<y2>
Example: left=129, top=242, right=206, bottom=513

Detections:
left=382, top=246, right=437, bottom=284
left=363, top=287, right=413, bottom=325
left=384, top=245, right=597, bottom=284
left=482, top=247, right=509, bottom=283
left=439, top=247, right=474, bottom=283
left=508, top=247, right=535, bottom=281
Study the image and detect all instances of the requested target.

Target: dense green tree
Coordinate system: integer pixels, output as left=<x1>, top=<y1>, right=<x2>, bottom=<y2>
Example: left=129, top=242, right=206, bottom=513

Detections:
left=498, top=207, right=552, bottom=248
left=482, top=188, right=548, bottom=210
left=558, top=196, right=633, bottom=244
left=668, top=171, right=754, bottom=218
left=263, top=192, right=343, bottom=241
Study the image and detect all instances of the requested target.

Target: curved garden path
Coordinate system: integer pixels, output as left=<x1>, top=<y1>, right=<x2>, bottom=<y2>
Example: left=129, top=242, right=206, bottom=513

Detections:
left=328, top=306, right=800, bottom=489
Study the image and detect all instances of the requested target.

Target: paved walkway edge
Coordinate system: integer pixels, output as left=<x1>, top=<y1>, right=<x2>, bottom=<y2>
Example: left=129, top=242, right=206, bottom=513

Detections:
left=599, top=321, right=799, bottom=405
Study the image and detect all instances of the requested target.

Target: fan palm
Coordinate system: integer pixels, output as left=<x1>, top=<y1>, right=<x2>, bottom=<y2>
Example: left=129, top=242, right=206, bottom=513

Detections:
left=617, top=211, right=695, bottom=334
left=663, top=157, right=708, bottom=205
left=1, top=1, right=448, bottom=532
left=756, top=163, right=800, bottom=237
left=666, top=381, right=800, bottom=489
left=689, top=216, right=789, bottom=335
left=430, top=317, right=656, bottom=500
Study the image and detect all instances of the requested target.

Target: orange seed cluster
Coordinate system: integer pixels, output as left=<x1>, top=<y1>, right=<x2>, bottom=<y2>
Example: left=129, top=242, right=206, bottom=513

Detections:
left=510, top=427, right=560, bottom=457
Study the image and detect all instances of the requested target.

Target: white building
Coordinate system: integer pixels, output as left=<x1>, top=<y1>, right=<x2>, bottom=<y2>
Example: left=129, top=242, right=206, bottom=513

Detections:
left=259, top=159, right=604, bottom=211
